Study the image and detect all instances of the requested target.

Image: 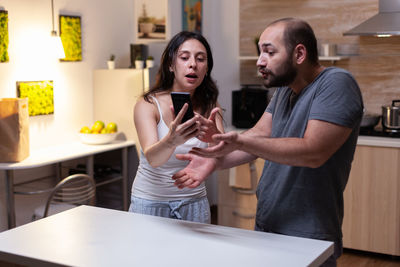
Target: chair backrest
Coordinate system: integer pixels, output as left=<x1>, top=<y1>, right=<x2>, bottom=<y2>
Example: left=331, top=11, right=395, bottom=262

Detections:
left=43, top=174, right=96, bottom=217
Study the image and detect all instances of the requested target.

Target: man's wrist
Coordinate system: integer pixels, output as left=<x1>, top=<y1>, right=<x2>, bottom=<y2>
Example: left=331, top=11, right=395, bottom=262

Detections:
left=214, top=157, right=223, bottom=170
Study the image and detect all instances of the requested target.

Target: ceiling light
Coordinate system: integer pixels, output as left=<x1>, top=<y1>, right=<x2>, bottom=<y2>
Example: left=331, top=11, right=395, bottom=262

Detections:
left=50, top=0, right=65, bottom=59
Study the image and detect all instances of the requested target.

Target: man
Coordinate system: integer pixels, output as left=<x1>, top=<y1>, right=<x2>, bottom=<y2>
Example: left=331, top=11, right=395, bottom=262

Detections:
left=173, top=18, right=363, bottom=266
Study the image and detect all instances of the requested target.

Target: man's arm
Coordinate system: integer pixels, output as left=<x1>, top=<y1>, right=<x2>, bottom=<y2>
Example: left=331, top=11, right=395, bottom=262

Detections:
left=191, top=112, right=352, bottom=168
left=240, top=119, right=352, bottom=168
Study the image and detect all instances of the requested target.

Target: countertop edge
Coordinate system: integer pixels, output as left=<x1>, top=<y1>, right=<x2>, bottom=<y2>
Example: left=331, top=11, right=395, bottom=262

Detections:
left=356, top=136, right=400, bottom=148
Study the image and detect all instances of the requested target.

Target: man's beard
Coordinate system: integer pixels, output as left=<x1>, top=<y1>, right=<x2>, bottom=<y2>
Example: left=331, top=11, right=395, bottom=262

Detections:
left=261, top=56, right=297, bottom=88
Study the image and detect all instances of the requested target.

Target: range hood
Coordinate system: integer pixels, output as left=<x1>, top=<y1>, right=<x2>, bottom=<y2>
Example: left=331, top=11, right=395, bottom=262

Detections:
left=344, top=0, right=400, bottom=37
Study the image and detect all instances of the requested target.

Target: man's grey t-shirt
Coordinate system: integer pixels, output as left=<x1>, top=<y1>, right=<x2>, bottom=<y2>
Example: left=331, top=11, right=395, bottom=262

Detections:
left=256, top=67, right=363, bottom=242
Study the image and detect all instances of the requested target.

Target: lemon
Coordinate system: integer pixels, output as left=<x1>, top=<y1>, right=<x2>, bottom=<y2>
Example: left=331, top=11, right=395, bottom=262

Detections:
left=100, top=128, right=107, bottom=134
left=80, top=126, right=91, bottom=133
left=105, top=122, right=118, bottom=133
left=92, top=120, right=105, bottom=133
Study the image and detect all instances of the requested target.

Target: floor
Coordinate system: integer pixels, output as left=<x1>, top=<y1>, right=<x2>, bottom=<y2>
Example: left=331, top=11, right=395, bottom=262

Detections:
left=338, top=249, right=400, bottom=267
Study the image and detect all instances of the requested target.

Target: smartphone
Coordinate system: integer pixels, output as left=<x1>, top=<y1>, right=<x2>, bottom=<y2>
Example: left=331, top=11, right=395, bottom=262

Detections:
left=171, top=92, right=195, bottom=123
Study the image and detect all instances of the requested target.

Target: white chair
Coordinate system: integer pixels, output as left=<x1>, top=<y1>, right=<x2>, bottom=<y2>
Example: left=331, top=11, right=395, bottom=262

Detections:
left=32, top=173, right=96, bottom=220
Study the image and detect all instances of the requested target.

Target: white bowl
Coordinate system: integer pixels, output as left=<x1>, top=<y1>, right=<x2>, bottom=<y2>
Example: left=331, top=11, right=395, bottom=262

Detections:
left=79, top=132, right=117, bottom=145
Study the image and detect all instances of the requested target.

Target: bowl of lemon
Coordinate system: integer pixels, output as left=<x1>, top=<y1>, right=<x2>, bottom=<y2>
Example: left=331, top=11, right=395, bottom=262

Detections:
left=79, top=121, right=118, bottom=145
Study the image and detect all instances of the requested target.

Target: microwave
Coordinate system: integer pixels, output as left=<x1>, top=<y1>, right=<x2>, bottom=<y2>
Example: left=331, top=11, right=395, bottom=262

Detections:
left=232, top=85, right=269, bottom=128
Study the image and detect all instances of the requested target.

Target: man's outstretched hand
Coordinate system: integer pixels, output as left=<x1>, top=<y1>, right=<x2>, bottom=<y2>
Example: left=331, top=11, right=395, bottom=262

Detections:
left=190, top=131, right=241, bottom=158
left=172, top=154, right=217, bottom=189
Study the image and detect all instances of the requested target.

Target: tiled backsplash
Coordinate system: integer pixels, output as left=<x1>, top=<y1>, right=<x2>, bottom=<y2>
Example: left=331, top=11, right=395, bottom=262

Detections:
left=240, top=0, right=400, bottom=115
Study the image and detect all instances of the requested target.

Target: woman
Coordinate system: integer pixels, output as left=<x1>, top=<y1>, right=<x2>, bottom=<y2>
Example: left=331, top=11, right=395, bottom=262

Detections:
left=129, top=31, right=224, bottom=223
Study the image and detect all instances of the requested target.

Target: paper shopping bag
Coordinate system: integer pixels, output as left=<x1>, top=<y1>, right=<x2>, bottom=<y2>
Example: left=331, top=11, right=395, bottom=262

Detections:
left=0, top=98, right=30, bottom=162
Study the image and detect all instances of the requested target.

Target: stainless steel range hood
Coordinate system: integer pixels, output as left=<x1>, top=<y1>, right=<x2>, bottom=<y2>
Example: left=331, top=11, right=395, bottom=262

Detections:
left=344, top=0, right=400, bottom=37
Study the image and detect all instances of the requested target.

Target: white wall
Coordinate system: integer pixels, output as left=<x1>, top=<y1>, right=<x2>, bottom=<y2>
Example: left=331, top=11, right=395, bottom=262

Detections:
left=0, top=0, right=136, bottom=150
left=0, top=0, right=240, bottom=229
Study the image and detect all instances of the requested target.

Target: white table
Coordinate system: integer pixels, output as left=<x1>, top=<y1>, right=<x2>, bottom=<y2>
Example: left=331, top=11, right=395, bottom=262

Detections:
left=0, top=206, right=334, bottom=267
left=0, top=140, right=136, bottom=229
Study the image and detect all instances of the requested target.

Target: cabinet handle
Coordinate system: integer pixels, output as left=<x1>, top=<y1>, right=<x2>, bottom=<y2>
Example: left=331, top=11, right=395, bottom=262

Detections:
left=232, top=210, right=256, bottom=219
left=231, top=187, right=256, bottom=195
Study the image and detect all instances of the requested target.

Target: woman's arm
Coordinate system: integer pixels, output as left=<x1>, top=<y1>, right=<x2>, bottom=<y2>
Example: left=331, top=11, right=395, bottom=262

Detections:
left=134, top=98, right=200, bottom=168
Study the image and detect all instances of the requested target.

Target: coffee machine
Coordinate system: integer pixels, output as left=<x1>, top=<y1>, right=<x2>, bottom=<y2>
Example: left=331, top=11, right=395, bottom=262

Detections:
left=232, top=85, right=269, bottom=128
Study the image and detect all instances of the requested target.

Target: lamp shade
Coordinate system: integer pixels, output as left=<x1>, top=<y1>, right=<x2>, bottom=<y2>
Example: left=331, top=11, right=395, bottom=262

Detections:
left=50, top=31, right=65, bottom=59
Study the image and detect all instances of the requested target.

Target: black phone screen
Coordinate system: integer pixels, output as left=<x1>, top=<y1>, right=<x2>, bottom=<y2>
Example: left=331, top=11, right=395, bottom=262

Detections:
left=171, top=92, right=194, bottom=123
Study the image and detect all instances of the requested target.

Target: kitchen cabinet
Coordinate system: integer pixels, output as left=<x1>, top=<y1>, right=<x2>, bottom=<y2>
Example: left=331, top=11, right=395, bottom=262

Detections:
left=93, top=69, right=150, bottom=154
left=217, top=158, right=264, bottom=230
left=342, top=145, right=400, bottom=256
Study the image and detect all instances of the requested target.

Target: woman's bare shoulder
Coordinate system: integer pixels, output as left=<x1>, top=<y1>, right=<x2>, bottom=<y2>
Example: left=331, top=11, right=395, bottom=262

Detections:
left=135, top=96, right=156, bottom=111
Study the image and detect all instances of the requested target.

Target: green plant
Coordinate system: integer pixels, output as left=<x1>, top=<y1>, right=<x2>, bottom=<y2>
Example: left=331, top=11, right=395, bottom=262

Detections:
left=139, top=16, right=153, bottom=23
left=147, top=56, right=154, bottom=60
left=138, top=4, right=154, bottom=23
left=109, top=54, right=115, bottom=61
left=17, top=81, right=54, bottom=116
left=254, top=35, right=260, bottom=55
left=60, top=15, right=82, bottom=61
left=0, top=11, right=9, bottom=63
left=135, top=55, right=143, bottom=60
left=254, top=36, right=260, bottom=44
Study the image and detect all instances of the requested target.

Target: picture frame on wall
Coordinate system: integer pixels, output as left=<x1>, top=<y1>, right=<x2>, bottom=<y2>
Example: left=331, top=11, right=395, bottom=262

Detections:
left=59, top=15, right=82, bottom=61
left=134, top=0, right=168, bottom=43
left=16, top=81, right=54, bottom=116
left=182, top=0, right=202, bottom=34
left=0, top=10, right=9, bottom=62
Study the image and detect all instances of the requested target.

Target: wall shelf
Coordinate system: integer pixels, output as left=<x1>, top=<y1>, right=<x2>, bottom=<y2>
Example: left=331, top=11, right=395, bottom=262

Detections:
left=239, top=55, right=349, bottom=63
left=239, top=56, right=259, bottom=60
left=319, top=56, right=349, bottom=63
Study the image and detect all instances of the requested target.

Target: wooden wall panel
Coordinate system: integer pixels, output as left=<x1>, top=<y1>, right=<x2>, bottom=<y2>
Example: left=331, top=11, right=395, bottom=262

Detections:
left=240, top=0, right=399, bottom=115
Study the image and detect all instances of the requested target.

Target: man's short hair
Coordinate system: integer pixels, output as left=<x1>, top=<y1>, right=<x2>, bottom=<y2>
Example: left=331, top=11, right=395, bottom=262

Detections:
left=269, top=18, right=319, bottom=64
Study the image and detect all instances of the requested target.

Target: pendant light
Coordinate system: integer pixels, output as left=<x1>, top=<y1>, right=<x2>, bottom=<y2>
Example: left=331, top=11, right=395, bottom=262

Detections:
left=50, top=0, right=65, bottom=59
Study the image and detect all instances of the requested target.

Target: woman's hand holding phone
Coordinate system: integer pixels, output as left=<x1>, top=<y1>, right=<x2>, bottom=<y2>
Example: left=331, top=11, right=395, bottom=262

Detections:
left=171, top=92, right=194, bottom=123
left=166, top=102, right=200, bottom=147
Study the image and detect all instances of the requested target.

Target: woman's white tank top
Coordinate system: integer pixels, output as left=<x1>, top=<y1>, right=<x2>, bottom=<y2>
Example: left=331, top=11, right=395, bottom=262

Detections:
left=131, top=96, right=207, bottom=201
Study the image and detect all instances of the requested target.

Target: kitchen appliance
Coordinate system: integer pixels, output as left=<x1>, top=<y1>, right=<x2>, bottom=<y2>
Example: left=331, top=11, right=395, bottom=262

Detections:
left=319, top=43, right=337, bottom=57
left=360, top=114, right=380, bottom=129
left=359, top=102, right=400, bottom=138
left=359, top=127, right=400, bottom=138
left=343, top=0, right=400, bottom=37
left=382, top=100, right=400, bottom=132
left=232, top=85, right=269, bottom=128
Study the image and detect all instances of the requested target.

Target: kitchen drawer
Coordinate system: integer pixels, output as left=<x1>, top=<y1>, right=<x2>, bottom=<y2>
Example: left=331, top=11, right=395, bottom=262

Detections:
left=218, top=171, right=258, bottom=209
left=217, top=159, right=264, bottom=230
left=218, top=205, right=256, bottom=230
left=217, top=159, right=264, bottom=209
